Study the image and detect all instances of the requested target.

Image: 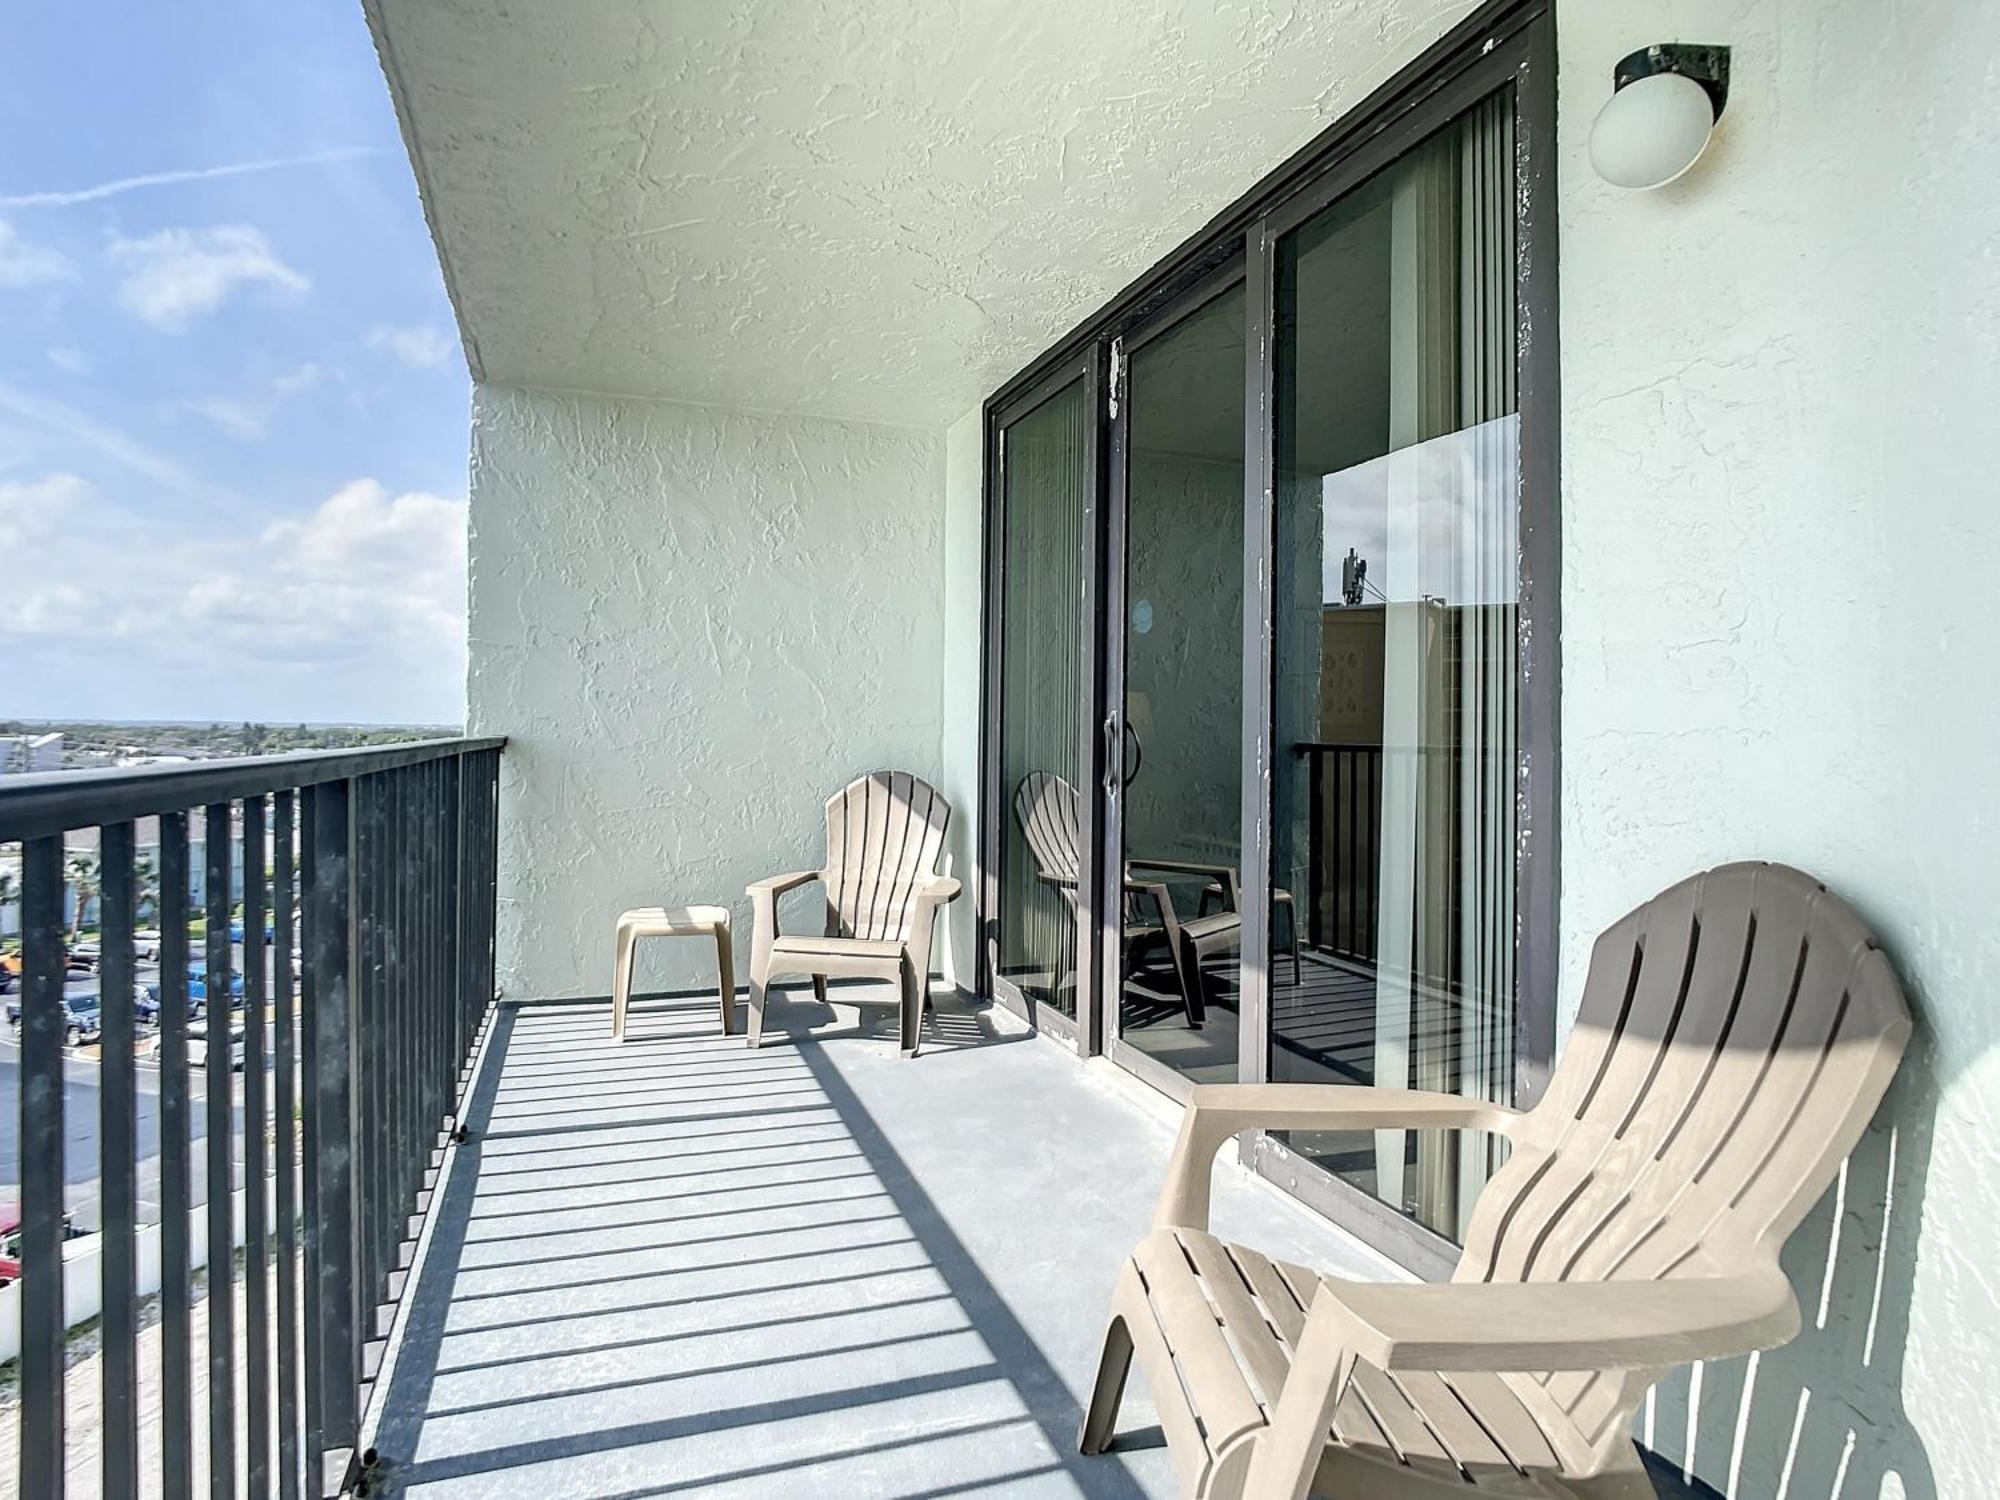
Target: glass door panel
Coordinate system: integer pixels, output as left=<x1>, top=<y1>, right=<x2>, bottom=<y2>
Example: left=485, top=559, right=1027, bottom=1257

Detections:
left=1113, top=284, right=1247, bottom=1086
left=1269, top=91, right=1519, bottom=1242
left=996, top=378, right=1091, bottom=1022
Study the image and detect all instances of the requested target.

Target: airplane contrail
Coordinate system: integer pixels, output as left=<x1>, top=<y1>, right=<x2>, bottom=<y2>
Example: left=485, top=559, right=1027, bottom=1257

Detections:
left=0, top=147, right=387, bottom=209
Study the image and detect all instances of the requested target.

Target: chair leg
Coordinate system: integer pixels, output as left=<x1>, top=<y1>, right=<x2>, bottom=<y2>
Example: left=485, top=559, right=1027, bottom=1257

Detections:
left=1078, top=1314, right=1135, bottom=1456
left=1242, top=1343, right=1357, bottom=1500
left=746, top=938, right=771, bottom=1050
left=812, top=974, right=829, bottom=1007
left=899, top=959, right=923, bottom=1058
left=714, top=926, right=737, bottom=1036
left=611, top=924, right=636, bottom=1040
left=1179, top=930, right=1208, bottom=1028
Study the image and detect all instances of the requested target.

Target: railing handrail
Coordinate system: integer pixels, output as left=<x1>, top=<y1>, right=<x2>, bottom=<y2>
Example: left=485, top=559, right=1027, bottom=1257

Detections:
left=0, top=734, right=506, bottom=842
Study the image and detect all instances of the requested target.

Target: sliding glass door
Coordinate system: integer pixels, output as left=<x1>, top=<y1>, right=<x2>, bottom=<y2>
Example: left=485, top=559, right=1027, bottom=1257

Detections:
left=979, top=13, right=1554, bottom=1270
left=1104, top=277, right=1247, bottom=1094
left=1265, top=91, right=1522, bottom=1245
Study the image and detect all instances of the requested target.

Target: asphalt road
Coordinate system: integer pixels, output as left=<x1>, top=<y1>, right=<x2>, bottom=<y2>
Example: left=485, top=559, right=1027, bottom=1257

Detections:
left=0, top=1034, right=272, bottom=1232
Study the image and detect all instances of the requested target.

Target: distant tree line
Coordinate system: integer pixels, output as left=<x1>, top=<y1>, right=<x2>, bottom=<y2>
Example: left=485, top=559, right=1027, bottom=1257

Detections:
left=0, top=719, right=457, bottom=763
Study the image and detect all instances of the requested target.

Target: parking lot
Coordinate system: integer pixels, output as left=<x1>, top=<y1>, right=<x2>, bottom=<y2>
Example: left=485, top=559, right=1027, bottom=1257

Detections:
left=0, top=938, right=290, bottom=1233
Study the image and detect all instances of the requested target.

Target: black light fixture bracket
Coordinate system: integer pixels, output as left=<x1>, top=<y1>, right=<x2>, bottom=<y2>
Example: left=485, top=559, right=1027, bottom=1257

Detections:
left=1613, top=43, right=1731, bottom=120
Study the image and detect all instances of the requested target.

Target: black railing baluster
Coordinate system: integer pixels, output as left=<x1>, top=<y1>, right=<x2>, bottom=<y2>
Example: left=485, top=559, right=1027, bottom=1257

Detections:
left=351, top=774, right=375, bottom=1344
left=297, top=792, right=322, bottom=1492
left=426, top=760, right=442, bottom=1167
left=19, top=834, right=66, bottom=1500
left=425, top=761, right=441, bottom=1150
left=101, top=819, right=141, bottom=1500
left=305, top=777, right=359, bottom=1496
left=242, top=794, right=271, bottom=1493
left=204, top=801, right=237, bottom=1500
left=160, top=813, right=194, bottom=1500
left=388, top=766, right=407, bottom=1314
left=443, top=755, right=461, bottom=1113
left=273, top=789, right=302, bottom=1500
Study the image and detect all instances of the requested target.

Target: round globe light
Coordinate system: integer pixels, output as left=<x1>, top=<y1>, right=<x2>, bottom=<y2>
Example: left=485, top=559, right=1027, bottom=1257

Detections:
left=1588, top=69, right=1719, bottom=189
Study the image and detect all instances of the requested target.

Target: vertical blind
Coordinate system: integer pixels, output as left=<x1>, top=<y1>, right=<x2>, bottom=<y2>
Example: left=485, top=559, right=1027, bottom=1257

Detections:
left=997, top=379, right=1089, bottom=1016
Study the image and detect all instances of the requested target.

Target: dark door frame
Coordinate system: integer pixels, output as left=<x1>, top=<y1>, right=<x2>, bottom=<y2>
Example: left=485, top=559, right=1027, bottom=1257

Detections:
left=977, top=0, right=1557, bottom=1279
left=980, top=350, right=1104, bottom=1048
left=1100, top=258, right=1247, bottom=1103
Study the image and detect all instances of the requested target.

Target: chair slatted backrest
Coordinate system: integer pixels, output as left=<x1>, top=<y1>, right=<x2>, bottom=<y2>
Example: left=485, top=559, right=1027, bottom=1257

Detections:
left=1014, top=771, right=1083, bottom=891
left=1455, top=862, right=1910, bottom=1447
left=821, top=771, right=951, bottom=943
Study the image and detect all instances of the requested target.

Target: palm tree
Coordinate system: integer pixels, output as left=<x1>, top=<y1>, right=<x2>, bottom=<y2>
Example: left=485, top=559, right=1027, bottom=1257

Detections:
left=134, top=851, right=159, bottom=922
left=66, top=850, right=100, bottom=939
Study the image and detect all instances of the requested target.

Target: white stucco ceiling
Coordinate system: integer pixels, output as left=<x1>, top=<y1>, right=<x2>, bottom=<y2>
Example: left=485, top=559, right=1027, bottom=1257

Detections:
left=367, top=0, right=1476, bottom=428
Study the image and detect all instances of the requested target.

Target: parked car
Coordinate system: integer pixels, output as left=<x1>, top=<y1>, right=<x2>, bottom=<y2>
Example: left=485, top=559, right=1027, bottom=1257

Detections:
left=188, top=966, right=246, bottom=1006
left=67, top=945, right=99, bottom=974
left=0, top=1204, right=88, bottom=1285
left=226, top=920, right=275, bottom=945
left=186, top=1015, right=247, bottom=1071
left=5, top=992, right=104, bottom=1045
left=140, top=981, right=197, bottom=1021
left=135, top=928, right=163, bottom=960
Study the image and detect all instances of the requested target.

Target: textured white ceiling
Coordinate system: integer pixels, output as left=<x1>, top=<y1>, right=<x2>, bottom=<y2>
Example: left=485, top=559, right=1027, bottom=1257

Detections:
left=368, top=0, right=1474, bottom=427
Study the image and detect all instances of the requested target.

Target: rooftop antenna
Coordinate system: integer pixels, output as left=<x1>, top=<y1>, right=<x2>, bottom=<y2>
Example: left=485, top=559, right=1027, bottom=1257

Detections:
left=1341, top=548, right=1368, bottom=607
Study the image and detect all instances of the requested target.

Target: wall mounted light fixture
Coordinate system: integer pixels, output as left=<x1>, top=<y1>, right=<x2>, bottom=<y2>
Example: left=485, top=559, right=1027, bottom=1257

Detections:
left=1589, top=43, right=1731, bottom=190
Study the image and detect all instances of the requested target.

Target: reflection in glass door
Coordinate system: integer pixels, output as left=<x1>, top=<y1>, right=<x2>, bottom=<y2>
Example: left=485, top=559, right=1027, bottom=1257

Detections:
left=994, top=377, right=1091, bottom=1024
left=1269, top=91, right=1520, bottom=1242
left=1109, top=282, right=1249, bottom=1088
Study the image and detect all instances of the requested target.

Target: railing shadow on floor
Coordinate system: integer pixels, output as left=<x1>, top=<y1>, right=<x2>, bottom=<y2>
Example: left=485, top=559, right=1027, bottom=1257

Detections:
left=365, top=989, right=1153, bottom=1497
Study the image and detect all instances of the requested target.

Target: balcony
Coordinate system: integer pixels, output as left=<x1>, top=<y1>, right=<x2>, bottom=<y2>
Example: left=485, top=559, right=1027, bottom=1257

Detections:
left=0, top=743, right=1383, bottom=1499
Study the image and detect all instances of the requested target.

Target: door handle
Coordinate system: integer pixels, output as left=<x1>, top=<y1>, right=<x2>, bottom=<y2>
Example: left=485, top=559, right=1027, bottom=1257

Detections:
left=1102, top=716, right=1120, bottom=794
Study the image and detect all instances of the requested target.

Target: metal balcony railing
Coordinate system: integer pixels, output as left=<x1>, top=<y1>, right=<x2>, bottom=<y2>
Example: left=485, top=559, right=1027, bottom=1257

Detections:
left=1296, top=741, right=1383, bottom=964
left=0, top=736, right=504, bottom=1499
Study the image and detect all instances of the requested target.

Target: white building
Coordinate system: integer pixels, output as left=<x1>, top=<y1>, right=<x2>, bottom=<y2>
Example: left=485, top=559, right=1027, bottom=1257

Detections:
left=0, top=733, right=63, bottom=776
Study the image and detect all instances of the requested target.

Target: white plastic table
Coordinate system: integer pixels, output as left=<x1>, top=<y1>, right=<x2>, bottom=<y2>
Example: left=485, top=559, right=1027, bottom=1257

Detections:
left=611, top=904, right=735, bottom=1039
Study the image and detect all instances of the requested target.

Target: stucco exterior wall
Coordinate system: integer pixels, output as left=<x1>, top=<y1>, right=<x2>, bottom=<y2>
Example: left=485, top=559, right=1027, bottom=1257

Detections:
left=1556, top=4, right=1999, bottom=1496
left=467, top=384, right=945, bottom=1001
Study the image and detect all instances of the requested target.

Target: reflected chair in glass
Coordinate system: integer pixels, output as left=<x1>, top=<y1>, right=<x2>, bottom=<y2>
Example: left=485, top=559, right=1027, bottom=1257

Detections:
left=1013, top=770, right=1240, bottom=1027
left=1081, top=862, right=1911, bottom=1499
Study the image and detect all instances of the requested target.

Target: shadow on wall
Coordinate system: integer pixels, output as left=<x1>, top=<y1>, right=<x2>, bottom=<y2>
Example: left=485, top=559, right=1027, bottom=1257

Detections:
left=1647, top=1040, right=1939, bottom=1500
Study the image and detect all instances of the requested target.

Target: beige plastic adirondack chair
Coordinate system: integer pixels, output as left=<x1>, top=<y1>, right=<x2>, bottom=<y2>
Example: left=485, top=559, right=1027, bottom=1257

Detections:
left=1014, top=770, right=1241, bottom=1027
left=746, top=770, right=959, bottom=1057
left=1081, top=862, right=1911, bottom=1499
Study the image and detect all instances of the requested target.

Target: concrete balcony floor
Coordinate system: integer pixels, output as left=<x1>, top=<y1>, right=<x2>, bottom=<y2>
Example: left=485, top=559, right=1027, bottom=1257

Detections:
left=366, top=986, right=1387, bottom=1497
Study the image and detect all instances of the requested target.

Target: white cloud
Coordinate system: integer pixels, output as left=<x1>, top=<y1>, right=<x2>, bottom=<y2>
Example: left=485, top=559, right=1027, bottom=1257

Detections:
left=0, top=219, right=73, bottom=287
left=108, top=225, right=309, bottom=330
left=47, top=346, right=91, bottom=375
left=0, top=472, right=91, bottom=550
left=367, top=324, right=457, bottom=369
left=0, top=477, right=468, bottom=717
left=183, top=363, right=324, bottom=440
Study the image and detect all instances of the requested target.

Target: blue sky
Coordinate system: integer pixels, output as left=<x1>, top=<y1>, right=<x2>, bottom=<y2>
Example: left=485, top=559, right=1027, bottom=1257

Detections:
left=0, top=3, right=470, bottom=726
